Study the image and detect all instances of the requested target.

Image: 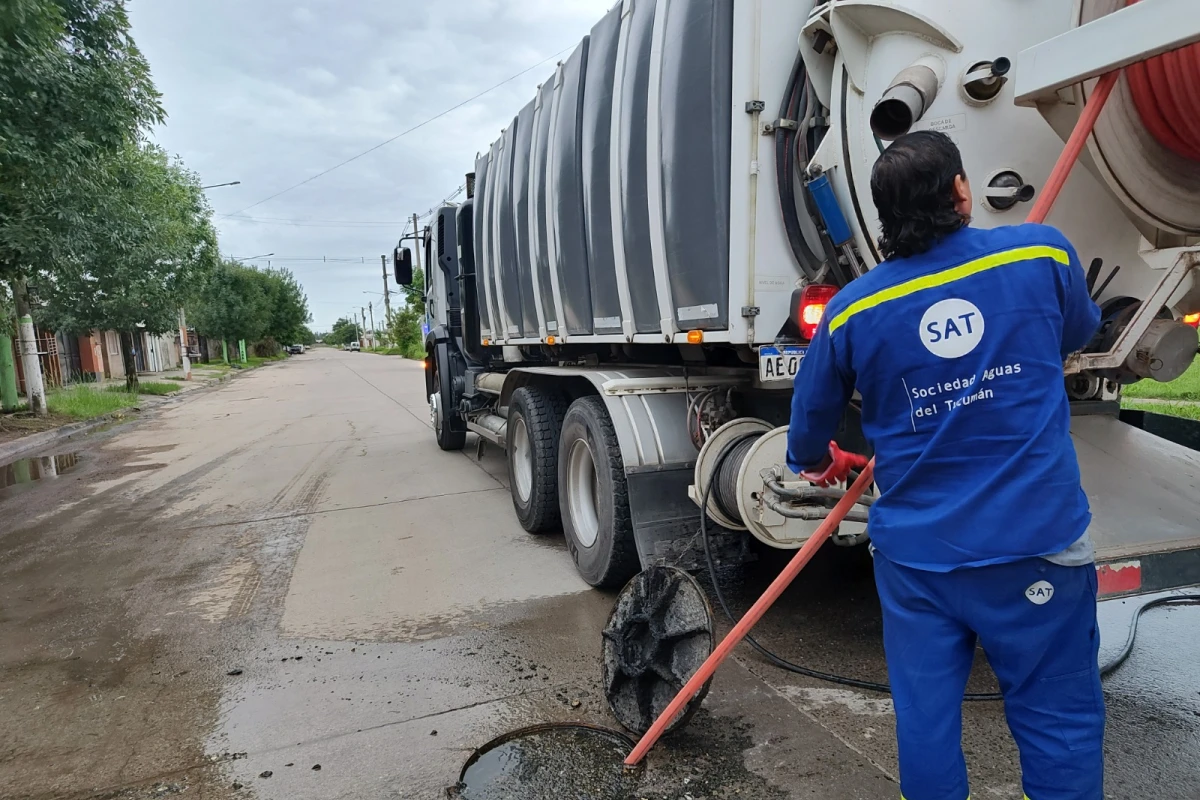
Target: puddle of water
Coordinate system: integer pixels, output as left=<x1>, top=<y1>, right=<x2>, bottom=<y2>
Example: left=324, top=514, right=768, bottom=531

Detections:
left=451, top=724, right=639, bottom=800
left=0, top=453, right=80, bottom=490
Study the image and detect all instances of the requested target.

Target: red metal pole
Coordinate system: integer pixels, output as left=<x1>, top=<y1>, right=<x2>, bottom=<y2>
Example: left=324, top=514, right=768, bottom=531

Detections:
left=624, top=460, right=876, bottom=767
left=1026, top=70, right=1119, bottom=225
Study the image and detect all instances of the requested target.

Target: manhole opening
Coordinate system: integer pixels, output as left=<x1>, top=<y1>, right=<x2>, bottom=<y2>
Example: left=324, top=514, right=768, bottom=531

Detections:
left=448, top=723, right=640, bottom=800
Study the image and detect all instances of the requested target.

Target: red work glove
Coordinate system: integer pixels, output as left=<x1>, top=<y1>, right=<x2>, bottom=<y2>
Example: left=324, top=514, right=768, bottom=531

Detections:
left=801, top=442, right=869, bottom=488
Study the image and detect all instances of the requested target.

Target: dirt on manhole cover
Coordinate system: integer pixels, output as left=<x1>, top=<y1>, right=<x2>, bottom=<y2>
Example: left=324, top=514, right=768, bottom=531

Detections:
left=447, top=723, right=640, bottom=800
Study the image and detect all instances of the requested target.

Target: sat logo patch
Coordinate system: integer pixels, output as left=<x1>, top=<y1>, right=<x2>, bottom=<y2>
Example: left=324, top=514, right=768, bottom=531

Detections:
left=920, top=298, right=985, bottom=359
left=1026, top=580, right=1055, bottom=605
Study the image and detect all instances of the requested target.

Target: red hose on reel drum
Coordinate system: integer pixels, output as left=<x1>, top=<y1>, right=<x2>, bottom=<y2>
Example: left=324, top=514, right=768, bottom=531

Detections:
left=1124, top=0, right=1200, bottom=163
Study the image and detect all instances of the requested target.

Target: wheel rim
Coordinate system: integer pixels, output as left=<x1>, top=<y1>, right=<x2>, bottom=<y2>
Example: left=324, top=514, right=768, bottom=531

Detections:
left=511, top=417, right=533, bottom=503
left=567, top=439, right=600, bottom=548
left=429, top=390, right=443, bottom=431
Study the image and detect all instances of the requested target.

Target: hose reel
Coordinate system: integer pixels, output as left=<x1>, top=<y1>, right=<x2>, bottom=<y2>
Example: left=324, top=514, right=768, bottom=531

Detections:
left=690, top=419, right=874, bottom=550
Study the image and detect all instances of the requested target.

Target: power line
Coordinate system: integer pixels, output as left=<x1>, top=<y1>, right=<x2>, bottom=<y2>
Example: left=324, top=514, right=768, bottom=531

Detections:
left=223, top=217, right=407, bottom=229
left=398, top=183, right=468, bottom=240
left=219, top=47, right=571, bottom=219
left=232, top=255, right=378, bottom=263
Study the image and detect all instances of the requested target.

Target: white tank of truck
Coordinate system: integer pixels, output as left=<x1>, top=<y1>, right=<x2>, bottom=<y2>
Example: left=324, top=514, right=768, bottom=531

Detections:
left=399, top=0, right=1200, bottom=594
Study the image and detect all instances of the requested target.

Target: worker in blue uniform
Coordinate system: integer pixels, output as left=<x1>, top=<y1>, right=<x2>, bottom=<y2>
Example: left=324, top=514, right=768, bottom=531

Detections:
left=787, top=130, right=1105, bottom=800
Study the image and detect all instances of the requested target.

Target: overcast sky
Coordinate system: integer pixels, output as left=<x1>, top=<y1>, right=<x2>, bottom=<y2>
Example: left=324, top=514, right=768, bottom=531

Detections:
left=129, top=0, right=612, bottom=332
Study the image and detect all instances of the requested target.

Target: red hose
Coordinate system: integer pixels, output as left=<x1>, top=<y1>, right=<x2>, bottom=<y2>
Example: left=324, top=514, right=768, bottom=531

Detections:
left=1124, top=0, right=1200, bottom=161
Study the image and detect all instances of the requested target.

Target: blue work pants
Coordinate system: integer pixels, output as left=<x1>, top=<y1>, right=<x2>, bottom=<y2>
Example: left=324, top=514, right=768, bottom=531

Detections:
left=873, top=553, right=1105, bottom=800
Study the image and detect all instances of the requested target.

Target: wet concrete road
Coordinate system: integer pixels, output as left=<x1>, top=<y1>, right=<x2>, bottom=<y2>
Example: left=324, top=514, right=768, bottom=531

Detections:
left=1, top=348, right=1196, bottom=799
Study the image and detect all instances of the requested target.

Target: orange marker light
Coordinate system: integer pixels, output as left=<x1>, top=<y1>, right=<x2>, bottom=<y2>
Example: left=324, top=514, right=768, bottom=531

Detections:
left=686, top=330, right=704, bottom=344
left=1184, top=312, right=1200, bottom=328
left=546, top=336, right=556, bottom=345
left=421, top=359, right=428, bottom=369
left=482, top=338, right=491, bottom=346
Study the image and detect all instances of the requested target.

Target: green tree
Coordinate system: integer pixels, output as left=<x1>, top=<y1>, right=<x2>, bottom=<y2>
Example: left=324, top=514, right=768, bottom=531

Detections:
left=260, top=267, right=311, bottom=345
left=326, top=317, right=359, bottom=347
left=189, top=261, right=272, bottom=361
left=39, top=143, right=219, bottom=391
left=387, top=266, right=426, bottom=358
left=1, top=0, right=162, bottom=410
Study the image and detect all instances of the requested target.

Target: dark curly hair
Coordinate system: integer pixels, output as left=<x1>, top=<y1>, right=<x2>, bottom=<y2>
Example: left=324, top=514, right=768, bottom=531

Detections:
left=870, top=130, right=969, bottom=261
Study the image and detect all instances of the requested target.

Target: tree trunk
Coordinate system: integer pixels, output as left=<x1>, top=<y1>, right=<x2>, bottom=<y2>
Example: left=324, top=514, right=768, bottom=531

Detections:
left=120, top=331, right=139, bottom=393
left=11, top=277, right=46, bottom=415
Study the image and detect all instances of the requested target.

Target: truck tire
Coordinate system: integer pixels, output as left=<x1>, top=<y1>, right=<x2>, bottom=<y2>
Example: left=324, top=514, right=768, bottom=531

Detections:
left=558, top=396, right=639, bottom=588
left=507, top=386, right=567, bottom=533
left=429, top=345, right=466, bottom=451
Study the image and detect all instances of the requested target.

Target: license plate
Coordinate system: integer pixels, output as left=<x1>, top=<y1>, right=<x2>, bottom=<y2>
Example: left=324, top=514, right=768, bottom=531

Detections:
left=758, top=345, right=806, bottom=383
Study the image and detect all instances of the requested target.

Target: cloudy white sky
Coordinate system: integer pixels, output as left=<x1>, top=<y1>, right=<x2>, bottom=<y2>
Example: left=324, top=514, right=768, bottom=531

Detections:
left=129, top=0, right=612, bottom=331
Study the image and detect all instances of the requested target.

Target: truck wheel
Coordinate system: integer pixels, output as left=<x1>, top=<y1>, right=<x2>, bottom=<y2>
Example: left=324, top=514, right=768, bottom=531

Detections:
left=507, top=386, right=567, bottom=533
left=429, top=346, right=466, bottom=451
left=558, top=396, right=639, bottom=588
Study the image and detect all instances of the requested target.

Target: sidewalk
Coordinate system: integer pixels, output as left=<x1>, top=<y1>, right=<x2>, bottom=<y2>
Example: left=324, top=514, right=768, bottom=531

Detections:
left=0, top=360, right=245, bottom=463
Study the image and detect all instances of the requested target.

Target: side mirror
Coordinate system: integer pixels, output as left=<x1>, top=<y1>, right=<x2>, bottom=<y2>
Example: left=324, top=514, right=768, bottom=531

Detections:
left=393, top=247, right=414, bottom=286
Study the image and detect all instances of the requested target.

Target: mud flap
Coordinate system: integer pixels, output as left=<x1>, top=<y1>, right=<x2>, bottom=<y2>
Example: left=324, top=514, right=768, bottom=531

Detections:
left=626, top=466, right=751, bottom=571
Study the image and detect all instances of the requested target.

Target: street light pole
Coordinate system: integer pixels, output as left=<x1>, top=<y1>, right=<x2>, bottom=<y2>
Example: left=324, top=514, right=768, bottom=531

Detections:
left=368, top=302, right=375, bottom=349
left=201, top=180, right=242, bottom=190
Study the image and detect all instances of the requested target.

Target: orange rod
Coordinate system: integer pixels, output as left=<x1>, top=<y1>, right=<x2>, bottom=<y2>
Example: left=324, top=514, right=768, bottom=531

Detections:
left=623, top=459, right=876, bottom=767
left=1026, top=70, right=1119, bottom=225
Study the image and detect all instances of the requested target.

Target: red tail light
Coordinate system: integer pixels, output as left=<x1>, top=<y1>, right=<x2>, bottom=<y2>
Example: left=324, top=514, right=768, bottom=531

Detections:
left=796, top=284, right=838, bottom=340
left=1184, top=312, right=1199, bottom=328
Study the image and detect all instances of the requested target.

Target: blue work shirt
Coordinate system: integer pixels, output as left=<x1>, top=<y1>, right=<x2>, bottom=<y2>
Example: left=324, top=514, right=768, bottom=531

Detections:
left=786, top=224, right=1102, bottom=572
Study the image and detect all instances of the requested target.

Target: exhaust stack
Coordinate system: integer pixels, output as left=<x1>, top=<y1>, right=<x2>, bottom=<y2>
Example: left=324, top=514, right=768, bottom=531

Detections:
left=870, top=57, right=944, bottom=141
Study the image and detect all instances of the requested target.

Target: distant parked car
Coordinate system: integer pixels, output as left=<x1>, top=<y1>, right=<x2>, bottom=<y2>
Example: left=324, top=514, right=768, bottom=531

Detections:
left=288, top=344, right=305, bottom=354
left=349, top=341, right=361, bottom=352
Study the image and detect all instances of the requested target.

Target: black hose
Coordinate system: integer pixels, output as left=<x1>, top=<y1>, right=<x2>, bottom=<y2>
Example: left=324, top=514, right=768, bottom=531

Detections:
left=712, top=435, right=756, bottom=524
left=775, top=52, right=823, bottom=281
left=697, top=435, right=1200, bottom=701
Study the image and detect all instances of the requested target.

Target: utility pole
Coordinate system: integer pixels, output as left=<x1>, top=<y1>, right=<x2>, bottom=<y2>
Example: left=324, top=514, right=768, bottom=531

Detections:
left=368, top=302, right=376, bottom=349
left=0, top=328, right=18, bottom=411
left=178, top=308, right=192, bottom=380
left=411, top=213, right=423, bottom=273
left=380, top=255, right=393, bottom=328
left=11, top=278, right=46, bottom=415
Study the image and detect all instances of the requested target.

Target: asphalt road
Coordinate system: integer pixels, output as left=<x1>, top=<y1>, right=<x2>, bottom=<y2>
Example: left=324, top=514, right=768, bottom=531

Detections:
left=0, top=348, right=1196, bottom=799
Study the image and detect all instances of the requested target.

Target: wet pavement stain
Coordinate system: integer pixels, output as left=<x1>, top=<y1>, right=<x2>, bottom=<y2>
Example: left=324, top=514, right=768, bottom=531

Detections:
left=450, top=724, right=639, bottom=800
left=0, top=451, right=80, bottom=491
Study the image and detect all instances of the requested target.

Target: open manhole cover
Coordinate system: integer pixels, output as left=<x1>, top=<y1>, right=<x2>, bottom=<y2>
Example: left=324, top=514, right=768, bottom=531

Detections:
left=602, top=566, right=715, bottom=735
left=448, top=723, right=639, bottom=800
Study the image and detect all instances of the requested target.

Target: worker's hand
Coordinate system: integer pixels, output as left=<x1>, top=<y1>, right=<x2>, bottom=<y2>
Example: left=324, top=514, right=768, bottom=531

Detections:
left=801, top=442, right=869, bottom=488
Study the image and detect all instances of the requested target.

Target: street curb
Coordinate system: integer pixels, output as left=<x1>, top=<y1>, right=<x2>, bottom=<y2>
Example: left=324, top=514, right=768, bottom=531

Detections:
left=0, top=411, right=136, bottom=464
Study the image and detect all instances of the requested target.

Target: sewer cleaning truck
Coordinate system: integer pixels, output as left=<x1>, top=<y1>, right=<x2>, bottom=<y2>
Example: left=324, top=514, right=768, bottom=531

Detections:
left=395, top=0, right=1200, bottom=597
